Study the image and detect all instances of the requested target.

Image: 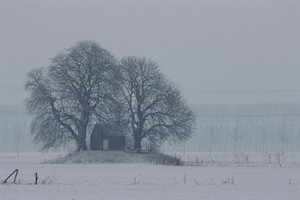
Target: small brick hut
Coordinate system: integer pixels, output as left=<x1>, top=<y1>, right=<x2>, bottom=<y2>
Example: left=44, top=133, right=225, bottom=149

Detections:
left=90, top=124, right=125, bottom=151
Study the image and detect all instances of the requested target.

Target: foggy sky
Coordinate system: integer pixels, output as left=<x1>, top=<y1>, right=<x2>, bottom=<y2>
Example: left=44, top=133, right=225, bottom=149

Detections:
left=1, top=0, right=299, bottom=106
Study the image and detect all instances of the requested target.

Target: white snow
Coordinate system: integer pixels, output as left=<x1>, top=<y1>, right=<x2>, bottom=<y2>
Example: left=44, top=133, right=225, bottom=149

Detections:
left=1, top=153, right=299, bottom=200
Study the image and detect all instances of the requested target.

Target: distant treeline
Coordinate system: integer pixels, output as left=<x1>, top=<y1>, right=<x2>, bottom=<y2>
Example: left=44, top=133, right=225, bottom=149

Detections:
left=1, top=103, right=300, bottom=153
left=163, top=102, right=300, bottom=153
left=0, top=105, right=33, bottom=153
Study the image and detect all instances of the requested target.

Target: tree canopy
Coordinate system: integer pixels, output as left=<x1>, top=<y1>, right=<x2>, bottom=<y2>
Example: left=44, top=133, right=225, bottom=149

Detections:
left=25, top=41, right=196, bottom=152
left=25, top=41, right=117, bottom=151
left=118, top=56, right=196, bottom=151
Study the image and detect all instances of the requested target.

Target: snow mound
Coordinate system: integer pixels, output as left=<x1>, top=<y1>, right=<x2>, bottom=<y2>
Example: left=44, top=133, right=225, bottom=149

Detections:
left=46, top=151, right=182, bottom=165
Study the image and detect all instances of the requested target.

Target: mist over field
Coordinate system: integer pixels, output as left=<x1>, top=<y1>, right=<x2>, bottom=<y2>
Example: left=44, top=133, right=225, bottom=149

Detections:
left=1, top=1, right=299, bottom=199
left=1, top=1, right=299, bottom=153
left=1, top=102, right=299, bottom=154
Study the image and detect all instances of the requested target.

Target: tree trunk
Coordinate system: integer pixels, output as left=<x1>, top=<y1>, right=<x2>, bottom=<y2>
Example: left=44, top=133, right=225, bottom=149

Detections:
left=134, top=135, right=142, bottom=152
left=77, top=140, right=87, bottom=151
left=77, top=131, right=87, bottom=151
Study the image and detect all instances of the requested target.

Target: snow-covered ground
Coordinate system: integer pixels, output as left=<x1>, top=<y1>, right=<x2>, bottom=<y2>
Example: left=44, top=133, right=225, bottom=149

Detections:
left=1, top=153, right=299, bottom=200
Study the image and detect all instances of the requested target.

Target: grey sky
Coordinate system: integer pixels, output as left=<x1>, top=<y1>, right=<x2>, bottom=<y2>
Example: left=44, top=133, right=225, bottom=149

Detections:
left=1, top=0, right=299, bottom=106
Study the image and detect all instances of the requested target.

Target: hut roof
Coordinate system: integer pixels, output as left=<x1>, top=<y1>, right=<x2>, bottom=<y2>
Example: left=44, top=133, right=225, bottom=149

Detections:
left=93, top=123, right=123, bottom=137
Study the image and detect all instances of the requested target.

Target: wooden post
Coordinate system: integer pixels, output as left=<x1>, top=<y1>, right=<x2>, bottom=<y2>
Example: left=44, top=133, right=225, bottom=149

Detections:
left=13, top=169, right=19, bottom=183
left=3, top=169, right=19, bottom=184
left=34, top=173, right=38, bottom=185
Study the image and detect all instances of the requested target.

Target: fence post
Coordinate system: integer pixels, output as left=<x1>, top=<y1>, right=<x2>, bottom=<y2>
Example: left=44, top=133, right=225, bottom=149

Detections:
left=3, top=169, right=19, bottom=184
left=34, top=173, right=38, bottom=185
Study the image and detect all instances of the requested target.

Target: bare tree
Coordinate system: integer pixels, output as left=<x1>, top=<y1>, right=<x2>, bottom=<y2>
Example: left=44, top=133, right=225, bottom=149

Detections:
left=232, top=117, right=241, bottom=155
left=254, top=116, right=269, bottom=154
left=25, top=41, right=117, bottom=151
left=117, top=56, right=196, bottom=151
left=278, top=116, right=295, bottom=155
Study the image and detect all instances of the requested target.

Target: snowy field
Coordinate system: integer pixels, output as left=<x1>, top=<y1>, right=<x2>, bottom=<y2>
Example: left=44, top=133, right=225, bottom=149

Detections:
left=0, top=153, right=299, bottom=200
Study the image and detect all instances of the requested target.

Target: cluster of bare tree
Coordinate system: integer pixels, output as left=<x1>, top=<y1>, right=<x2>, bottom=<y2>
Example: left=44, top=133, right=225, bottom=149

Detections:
left=25, top=41, right=196, bottom=152
left=177, top=103, right=300, bottom=154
